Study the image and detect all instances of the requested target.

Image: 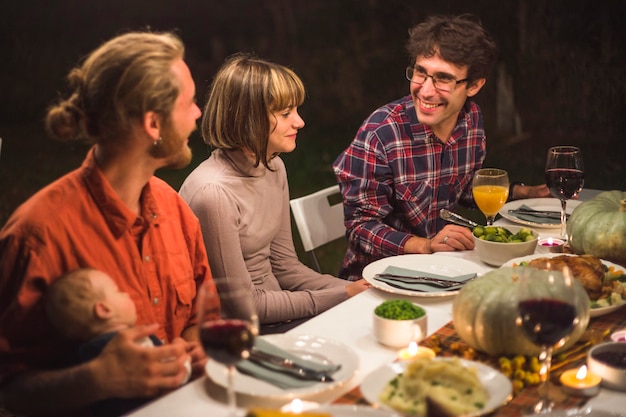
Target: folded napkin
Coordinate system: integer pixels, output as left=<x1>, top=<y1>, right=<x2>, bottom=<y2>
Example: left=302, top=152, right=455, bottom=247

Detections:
left=376, top=266, right=476, bottom=292
left=235, top=337, right=340, bottom=389
left=509, top=204, right=561, bottom=225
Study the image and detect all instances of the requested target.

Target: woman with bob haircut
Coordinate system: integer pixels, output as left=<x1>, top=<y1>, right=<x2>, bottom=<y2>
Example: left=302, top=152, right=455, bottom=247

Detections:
left=180, top=53, right=369, bottom=334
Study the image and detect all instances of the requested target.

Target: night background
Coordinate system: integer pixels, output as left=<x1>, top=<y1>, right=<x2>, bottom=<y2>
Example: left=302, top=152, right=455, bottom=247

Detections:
left=1, top=0, right=625, bottom=271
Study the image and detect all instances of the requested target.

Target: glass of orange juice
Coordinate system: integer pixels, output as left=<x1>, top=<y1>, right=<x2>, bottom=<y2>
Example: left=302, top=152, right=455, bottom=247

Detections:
left=472, top=168, right=509, bottom=225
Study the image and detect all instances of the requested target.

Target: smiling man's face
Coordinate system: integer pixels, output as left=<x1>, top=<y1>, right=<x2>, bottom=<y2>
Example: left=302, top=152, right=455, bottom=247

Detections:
left=410, top=53, right=484, bottom=141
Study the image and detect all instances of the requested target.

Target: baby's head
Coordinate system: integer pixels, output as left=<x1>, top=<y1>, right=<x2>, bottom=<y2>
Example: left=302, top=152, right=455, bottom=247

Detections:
left=45, top=268, right=137, bottom=340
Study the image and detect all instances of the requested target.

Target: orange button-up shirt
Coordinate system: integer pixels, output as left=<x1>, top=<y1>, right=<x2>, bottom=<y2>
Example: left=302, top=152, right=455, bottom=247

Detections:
left=0, top=148, right=212, bottom=379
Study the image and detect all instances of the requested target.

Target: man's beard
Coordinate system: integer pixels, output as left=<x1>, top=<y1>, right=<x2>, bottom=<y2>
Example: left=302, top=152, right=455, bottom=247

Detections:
left=150, top=123, right=193, bottom=169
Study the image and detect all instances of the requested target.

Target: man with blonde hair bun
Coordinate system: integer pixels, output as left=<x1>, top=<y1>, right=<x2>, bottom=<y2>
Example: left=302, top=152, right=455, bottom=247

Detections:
left=0, top=31, right=215, bottom=416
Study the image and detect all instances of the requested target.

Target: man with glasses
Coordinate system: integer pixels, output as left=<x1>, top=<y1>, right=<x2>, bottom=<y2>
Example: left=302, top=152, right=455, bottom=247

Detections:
left=333, top=14, right=548, bottom=281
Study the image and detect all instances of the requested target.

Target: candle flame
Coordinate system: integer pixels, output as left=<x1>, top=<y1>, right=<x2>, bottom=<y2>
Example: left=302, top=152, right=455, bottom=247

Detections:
left=290, top=398, right=303, bottom=413
left=408, top=341, right=418, bottom=355
left=576, top=365, right=588, bottom=380
left=547, top=237, right=554, bottom=245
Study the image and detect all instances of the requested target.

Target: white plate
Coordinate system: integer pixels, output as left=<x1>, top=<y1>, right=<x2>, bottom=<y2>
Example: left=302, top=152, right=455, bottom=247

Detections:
left=362, top=254, right=488, bottom=298
left=499, top=198, right=582, bottom=229
left=205, top=334, right=358, bottom=400
left=503, top=253, right=626, bottom=317
left=315, top=404, right=402, bottom=417
left=360, top=358, right=512, bottom=416
left=521, top=406, right=624, bottom=417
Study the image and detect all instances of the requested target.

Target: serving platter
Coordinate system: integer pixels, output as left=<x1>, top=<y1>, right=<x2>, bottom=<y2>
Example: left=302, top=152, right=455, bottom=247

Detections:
left=504, top=253, right=626, bottom=317
left=360, top=358, right=512, bottom=417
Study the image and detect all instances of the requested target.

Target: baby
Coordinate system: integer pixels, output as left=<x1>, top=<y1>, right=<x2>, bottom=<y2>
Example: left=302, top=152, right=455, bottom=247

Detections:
left=45, top=268, right=190, bottom=416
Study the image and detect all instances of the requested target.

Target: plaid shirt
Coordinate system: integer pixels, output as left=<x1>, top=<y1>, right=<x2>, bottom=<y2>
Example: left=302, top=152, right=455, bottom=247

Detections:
left=333, top=95, right=486, bottom=280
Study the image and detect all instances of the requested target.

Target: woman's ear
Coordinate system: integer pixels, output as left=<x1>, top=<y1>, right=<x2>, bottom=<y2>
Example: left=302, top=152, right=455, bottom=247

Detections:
left=94, top=301, right=113, bottom=320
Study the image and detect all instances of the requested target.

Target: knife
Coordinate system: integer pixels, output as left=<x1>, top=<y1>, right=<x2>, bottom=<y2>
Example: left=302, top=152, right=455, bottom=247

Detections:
left=248, top=348, right=336, bottom=382
left=374, top=273, right=474, bottom=287
left=374, top=278, right=457, bottom=292
left=508, top=209, right=568, bottom=219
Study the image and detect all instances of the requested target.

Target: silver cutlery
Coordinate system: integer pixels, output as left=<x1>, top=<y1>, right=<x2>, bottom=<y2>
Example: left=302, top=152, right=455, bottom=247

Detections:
left=439, top=209, right=480, bottom=228
left=248, top=348, right=336, bottom=382
left=374, top=272, right=476, bottom=286
left=508, top=209, right=568, bottom=219
left=373, top=277, right=457, bottom=291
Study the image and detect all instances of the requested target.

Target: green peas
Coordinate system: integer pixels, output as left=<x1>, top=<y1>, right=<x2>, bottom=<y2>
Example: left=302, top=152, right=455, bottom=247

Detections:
left=375, top=300, right=425, bottom=320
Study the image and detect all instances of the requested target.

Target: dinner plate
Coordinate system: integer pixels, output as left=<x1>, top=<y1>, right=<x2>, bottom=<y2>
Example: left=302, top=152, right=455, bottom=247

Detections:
left=499, top=198, right=582, bottom=229
left=315, top=404, right=402, bottom=417
left=360, top=358, right=512, bottom=416
left=521, top=406, right=623, bottom=417
left=362, top=254, right=488, bottom=298
left=503, top=253, right=626, bottom=318
left=205, top=334, right=358, bottom=400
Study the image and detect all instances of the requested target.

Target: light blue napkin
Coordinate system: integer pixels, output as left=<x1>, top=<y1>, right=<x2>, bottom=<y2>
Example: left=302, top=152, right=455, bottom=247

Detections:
left=376, top=266, right=477, bottom=292
left=235, top=338, right=340, bottom=389
left=509, top=204, right=560, bottom=225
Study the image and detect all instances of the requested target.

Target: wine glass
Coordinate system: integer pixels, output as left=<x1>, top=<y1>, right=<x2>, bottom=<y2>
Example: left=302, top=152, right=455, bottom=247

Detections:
left=545, top=146, right=584, bottom=239
left=472, top=168, right=510, bottom=225
left=516, top=268, right=581, bottom=413
left=197, top=279, right=258, bottom=416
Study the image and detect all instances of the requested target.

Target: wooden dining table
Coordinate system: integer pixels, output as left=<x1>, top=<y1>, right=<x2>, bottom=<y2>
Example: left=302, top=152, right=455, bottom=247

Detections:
left=128, top=189, right=626, bottom=416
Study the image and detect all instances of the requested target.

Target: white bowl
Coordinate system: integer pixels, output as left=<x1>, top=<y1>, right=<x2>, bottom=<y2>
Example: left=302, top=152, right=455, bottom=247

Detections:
left=372, top=301, right=427, bottom=348
left=587, top=342, right=626, bottom=391
left=473, top=225, right=538, bottom=266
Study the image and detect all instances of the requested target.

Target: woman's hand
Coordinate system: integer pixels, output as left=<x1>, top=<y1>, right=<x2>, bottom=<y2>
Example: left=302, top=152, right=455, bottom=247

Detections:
left=346, top=278, right=371, bottom=297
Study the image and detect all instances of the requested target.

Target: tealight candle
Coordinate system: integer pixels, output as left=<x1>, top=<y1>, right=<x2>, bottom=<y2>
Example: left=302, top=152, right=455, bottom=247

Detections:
left=280, top=398, right=320, bottom=414
left=610, top=329, right=626, bottom=342
left=538, top=237, right=565, bottom=253
left=559, top=365, right=601, bottom=396
left=397, top=341, right=436, bottom=361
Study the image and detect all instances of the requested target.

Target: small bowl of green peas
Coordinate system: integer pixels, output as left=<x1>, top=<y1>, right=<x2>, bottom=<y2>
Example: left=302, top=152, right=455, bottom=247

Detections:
left=373, top=299, right=428, bottom=348
left=472, top=224, right=538, bottom=267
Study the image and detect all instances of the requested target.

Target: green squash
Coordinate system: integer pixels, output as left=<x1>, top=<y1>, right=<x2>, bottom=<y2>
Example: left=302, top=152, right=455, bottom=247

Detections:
left=567, top=190, right=626, bottom=267
left=452, top=267, right=590, bottom=356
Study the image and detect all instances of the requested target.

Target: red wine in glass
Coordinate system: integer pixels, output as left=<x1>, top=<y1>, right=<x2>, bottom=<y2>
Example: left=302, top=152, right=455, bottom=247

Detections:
left=518, top=299, right=577, bottom=346
left=197, top=279, right=258, bottom=416
left=200, top=319, right=255, bottom=365
left=545, top=168, right=584, bottom=200
left=545, top=146, right=584, bottom=239
left=516, top=268, right=582, bottom=414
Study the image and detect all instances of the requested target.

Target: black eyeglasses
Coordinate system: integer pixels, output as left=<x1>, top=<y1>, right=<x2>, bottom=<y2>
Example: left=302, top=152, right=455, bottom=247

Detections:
left=405, top=67, right=468, bottom=93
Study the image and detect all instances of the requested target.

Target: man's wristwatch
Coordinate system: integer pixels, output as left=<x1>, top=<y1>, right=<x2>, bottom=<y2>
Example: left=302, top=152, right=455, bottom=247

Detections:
left=508, top=181, right=525, bottom=201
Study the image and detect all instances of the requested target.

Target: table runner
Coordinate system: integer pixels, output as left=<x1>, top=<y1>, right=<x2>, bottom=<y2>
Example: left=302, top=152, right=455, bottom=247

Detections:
left=333, top=308, right=626, bottom=416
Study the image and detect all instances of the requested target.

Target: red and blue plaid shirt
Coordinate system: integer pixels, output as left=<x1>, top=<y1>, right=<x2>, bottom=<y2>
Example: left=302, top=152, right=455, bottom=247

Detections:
left=333, top=95, right=486, bottom=280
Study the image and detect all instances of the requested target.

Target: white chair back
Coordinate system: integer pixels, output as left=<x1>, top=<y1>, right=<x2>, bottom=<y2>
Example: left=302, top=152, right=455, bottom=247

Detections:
left=289, top=185, right=345, bottom=272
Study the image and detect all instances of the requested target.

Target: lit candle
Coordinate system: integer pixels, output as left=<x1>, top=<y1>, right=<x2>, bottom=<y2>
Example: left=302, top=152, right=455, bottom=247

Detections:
left=559, top=365, right=601, bottom=396
left=397, top=341, right=436, bottom=361
left=538, top=237, right=565, bottom=253
left=280, top=398, right=320, bottom=413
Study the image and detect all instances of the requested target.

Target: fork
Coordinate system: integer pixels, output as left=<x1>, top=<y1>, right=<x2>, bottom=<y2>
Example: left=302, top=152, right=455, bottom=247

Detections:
left=374, top=275, right=463, bottom=289
left=374, top=273, right=475, bottom=286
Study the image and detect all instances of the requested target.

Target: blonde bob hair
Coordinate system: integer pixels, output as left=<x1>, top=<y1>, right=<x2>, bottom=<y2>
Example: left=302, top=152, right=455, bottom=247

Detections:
left=202, top=53, right=305, bottom=169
